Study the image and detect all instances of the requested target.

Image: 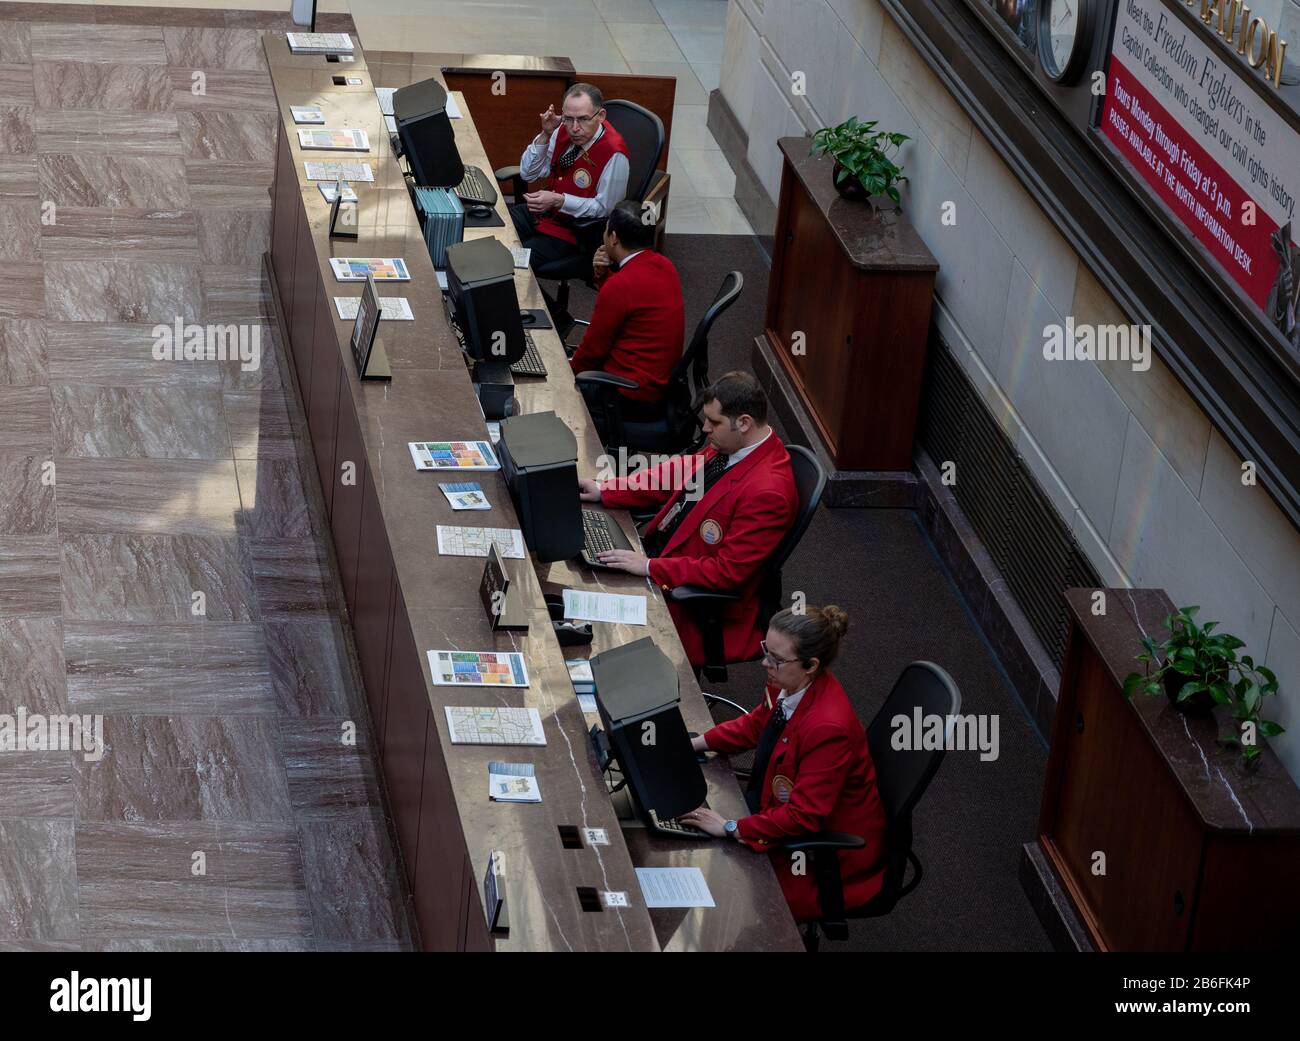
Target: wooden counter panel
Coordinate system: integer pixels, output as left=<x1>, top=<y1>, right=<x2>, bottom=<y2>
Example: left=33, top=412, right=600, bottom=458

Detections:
left=354, top=467, right=397, bottom=751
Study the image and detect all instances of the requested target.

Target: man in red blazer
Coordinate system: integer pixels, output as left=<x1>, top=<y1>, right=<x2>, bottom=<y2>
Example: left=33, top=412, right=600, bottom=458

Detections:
left=578, top=372, right=797, bottom=667
left=570, top=200, right=685, bottom=416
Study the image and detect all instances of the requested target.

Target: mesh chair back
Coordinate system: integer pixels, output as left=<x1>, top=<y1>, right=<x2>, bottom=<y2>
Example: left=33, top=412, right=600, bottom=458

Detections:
left=754, top=444, right=824, bottom=627
left=867, top=662, right=961, bottom=823
left=673, top=270, right=742, bottom=398
left=603, top=100, right=664, bottom=203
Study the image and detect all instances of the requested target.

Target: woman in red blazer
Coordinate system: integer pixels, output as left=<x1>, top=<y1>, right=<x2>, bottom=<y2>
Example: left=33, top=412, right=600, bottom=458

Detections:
left=679, top=605, right=888, bottom=923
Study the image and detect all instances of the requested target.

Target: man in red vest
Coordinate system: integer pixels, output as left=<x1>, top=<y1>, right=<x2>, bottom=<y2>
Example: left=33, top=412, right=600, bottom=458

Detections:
left=578, top=373, right=799, bottom=668
left=510, top=83, right=631, bottom=272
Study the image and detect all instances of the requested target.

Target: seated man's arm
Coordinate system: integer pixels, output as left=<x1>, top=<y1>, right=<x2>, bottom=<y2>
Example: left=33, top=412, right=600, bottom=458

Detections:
left=560, top=152, right=630, bottom=220
left=647, top=485, right=793, bottom=591
left=600, top=452, right=702, bottom=510
left=569, top=277, right=624, bottom=374
left=519, top=129, right=555, bottom=182
left=737, top=725, right=853, bottom=846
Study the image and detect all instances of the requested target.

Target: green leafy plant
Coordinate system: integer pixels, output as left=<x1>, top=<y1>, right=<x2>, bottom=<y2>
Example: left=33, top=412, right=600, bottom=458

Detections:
left=810, top=117, right=909, bottom=203
left=1122, top=606, right=1283, bottom=763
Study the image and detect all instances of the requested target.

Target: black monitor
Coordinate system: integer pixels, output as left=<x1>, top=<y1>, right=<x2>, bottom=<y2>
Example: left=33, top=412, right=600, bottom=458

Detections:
left=393, top=77, right=465, bottom=187
left=497, top=411, right=583, bottom=562
left=590, top=638, right=706, bottom=823
left=445, top=238, right=526, bottom=365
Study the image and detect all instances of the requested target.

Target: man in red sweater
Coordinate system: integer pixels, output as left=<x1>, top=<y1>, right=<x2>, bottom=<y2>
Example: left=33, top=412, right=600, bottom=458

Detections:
left=570, top=200, right=685, bottom=422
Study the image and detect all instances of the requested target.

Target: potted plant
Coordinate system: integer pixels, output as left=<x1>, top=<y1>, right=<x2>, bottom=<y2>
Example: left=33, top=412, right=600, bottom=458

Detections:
left=809, top=117, right=909, bottom=205
left=1122, top=605, right=1285, bottom=764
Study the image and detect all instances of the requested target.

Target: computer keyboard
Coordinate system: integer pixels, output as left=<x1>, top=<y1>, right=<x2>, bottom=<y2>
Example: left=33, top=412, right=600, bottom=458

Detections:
left=648, top=809, right=710, bottom=839
left=454, top=164, right=498, bottom=207
left=582, top=509, right=618, bottom=556
left=509, top=331, right=547, bottom=377
left=581, top=509, right=634, bottom=568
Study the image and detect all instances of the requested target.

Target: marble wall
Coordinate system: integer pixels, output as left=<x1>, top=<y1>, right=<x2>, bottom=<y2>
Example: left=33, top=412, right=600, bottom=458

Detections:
left=720, top=0, right=1300, bottom=781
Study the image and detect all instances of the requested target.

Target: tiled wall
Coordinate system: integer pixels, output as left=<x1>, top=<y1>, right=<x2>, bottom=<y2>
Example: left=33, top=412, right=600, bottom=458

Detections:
left=721, top=0, right=1300, bottom=780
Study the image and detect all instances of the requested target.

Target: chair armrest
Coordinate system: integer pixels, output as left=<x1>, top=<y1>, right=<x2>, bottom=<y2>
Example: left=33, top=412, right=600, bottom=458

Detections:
left=781, top=832, right=866, bottom=853
left=702, top=693, right=748, bottom=718
left=494, top=166, right=526, bottom=202
left=666, top=585, right=742, bottom=607
left=630, top=508, right=657, bottom=525
left=575, top=371, right=638, bottom=391
left=642, top=170, right=670, bottom=218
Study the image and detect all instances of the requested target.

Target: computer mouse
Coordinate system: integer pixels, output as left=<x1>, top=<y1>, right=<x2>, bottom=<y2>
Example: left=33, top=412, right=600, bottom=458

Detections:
left=469, top=204, right=492, bottom=219
left=553, top=620, right=594, bottom=646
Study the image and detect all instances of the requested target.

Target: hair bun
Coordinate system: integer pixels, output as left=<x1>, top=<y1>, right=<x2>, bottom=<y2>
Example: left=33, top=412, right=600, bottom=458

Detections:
left=821, top=604, right=849, bottom=640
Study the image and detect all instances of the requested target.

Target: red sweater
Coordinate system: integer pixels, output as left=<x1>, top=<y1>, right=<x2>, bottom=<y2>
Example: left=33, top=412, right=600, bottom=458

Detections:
left=569, top=250, right=685, bottom=403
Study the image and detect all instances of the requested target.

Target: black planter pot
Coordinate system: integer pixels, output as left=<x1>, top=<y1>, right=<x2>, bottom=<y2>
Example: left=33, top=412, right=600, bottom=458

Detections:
left=1163, top=671, right=1216, bottom=716
left=832, top=162, right=870, bottom=202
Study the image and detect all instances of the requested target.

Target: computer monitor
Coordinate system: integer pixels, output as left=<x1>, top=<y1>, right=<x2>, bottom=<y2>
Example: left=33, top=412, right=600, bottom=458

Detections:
left=445, top=238, right=526, bottom=365
left=392, top=77, right=465, bottom=187
left=590, top=638, right=707, bottom=824
left=497, top=411, right=583, bottom=562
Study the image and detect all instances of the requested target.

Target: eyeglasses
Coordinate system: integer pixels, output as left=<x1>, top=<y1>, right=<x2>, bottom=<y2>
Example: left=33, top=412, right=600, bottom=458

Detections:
left=559, top=112, right=599, bottom=127
left=760, top=640, right=799, bottom=668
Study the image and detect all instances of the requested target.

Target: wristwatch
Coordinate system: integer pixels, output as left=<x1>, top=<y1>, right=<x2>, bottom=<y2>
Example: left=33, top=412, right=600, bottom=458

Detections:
left=723, top=819, right=739, bottom=841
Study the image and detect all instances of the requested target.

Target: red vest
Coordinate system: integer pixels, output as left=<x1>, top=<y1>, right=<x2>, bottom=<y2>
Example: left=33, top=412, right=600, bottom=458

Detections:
left=536, top=122, right=630, bottom=245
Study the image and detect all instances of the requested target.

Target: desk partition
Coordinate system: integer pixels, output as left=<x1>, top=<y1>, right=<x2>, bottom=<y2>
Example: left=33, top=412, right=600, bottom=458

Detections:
left=264, top=36, right=801, bottom=952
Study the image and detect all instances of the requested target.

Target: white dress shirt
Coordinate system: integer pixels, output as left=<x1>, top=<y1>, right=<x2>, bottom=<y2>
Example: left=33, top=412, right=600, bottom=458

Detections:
left=777, top=683, right=811, bottom=720
left=725, top=428, right=773, bottom=469
left=519, top=124, right=631, bottom=220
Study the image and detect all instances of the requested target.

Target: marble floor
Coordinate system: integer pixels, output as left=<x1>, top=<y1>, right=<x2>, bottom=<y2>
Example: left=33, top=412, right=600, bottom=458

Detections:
left=0, top=3, right=417, bottom=950
left=10, top=0, right=748, bottom=235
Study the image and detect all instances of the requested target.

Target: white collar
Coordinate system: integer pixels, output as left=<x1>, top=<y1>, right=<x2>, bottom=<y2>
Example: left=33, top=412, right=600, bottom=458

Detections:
left=618, top=250, right=647, bottom=267
left=778, top=683, right=811, bottom=720
left=575, top=123, right=603, bottom=153
left=725, top=428, right=772, bottom=468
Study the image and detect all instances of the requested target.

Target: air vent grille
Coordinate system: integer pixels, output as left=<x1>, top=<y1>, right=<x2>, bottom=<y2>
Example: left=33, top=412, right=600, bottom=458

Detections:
left=919, top=338, right=1100, bottom=665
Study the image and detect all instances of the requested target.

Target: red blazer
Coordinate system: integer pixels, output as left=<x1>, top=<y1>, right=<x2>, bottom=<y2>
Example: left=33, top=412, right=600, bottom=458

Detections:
left=599, top=433, right=796, bottom=666
left=569, top=251, right=685, bottom=402
left=702, top=671, right=888, bottom=923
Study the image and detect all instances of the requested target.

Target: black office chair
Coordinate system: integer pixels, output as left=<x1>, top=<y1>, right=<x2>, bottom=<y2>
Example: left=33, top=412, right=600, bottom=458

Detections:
left=669, top=443, right=826, bottom=683
left=575, top=270, right=744, bottom=455
left=786, top=661, right=961, bottom=951
left=495, top=100, right=668, bottom=336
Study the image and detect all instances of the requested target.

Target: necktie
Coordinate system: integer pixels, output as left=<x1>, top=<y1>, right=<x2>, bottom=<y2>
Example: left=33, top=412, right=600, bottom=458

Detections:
left=557, top=142, right=582, bottom=171
left=745, top=702, right=788, bottom=814
left=644, top=452, right=729, bottom=556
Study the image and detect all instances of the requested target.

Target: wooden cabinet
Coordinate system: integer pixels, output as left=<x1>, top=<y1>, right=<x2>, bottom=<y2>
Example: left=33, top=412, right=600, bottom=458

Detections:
left=1037, top=589, right=1300, bottom=950
left=763, top=138, right=937, bottom=472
